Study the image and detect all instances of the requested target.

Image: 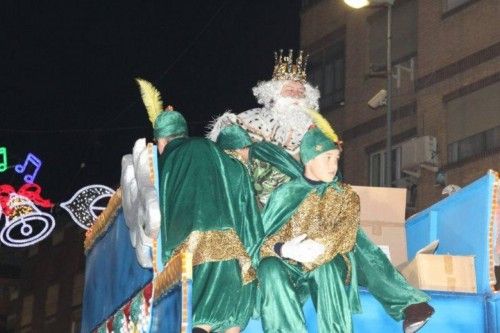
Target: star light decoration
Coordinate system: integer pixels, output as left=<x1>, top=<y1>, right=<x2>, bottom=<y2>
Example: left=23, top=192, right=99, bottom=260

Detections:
left=60, top=185, right=115, bottom=230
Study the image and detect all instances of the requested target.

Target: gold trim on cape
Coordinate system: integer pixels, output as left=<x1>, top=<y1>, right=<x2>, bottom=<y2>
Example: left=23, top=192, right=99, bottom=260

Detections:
left=171, top=229, right=256, bottom=284
left=261, top=184, right=360, bottom=272
left=154, top=251, right=193, bottom=301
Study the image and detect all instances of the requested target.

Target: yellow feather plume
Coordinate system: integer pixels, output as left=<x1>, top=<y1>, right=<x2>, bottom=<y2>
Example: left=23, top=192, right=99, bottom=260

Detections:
left=136, top=78, right=164, bottom=125
left=306, top=109, right=340, bottom=143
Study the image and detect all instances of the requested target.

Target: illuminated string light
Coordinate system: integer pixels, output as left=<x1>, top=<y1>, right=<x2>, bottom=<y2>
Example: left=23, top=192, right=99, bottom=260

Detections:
left=14, top=153, right=42, bottom=184
left=0, top=194, right=55, bottom=247
left=60, top=185, right=115, bottom=230
left=0, top=147, right=7, bottom=172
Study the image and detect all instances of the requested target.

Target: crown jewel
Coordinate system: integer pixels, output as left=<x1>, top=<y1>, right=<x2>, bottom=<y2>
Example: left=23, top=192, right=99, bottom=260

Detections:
left=272, top=49, right=308, bottom=83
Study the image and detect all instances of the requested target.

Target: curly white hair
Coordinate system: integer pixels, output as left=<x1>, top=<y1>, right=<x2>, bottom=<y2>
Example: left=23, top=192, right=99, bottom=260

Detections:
left=252, top=79, right=320, bottom=110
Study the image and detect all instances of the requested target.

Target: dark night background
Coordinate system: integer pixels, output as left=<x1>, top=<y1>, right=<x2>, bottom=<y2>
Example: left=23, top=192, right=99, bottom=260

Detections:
left=0, top=0, right=301, bottom=203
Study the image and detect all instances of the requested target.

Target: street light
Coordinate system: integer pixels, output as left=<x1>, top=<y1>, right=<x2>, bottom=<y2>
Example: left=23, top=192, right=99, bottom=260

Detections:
left=344, top=0, right=370, bottom=8
left=344, top=0, right=394, bottom=7
left=344, top=0, right=394, bottom=187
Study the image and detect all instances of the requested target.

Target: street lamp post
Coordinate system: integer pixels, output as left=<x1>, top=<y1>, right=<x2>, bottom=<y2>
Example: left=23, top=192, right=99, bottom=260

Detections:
left=385, top=4, right=392, bottom=187
left=344, top=0, right=394, bottom=187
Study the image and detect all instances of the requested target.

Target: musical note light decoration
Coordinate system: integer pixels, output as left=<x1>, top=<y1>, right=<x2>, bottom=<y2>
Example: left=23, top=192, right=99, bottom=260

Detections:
left=15, top=153, right=42, bottom=184
left=0, top=147, right=7, bottom=172
left=60, top=185, right=115, bottom=230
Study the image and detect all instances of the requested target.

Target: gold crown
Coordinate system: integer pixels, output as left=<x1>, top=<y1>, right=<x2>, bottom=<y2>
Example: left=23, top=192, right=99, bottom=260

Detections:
left=272, top=49, right=308, bottom=83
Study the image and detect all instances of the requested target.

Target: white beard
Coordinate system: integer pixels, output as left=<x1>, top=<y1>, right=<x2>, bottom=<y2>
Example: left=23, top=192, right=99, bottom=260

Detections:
left=272, top=97, right=312, bottom=129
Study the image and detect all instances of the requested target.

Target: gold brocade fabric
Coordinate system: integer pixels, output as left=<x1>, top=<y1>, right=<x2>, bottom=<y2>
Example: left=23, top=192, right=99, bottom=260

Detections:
left=171, top=229, right=256, bottom=284
left=154, top=252, right=192, bottom=301
left=261, top=185, right=360, bottom=272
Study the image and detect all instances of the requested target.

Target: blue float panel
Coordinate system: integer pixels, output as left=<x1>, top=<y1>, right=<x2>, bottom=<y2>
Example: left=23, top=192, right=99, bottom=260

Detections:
left=355, top=289, right=493, bottom=333
left=406, top=171, right=497, bottom=294
left=243, top=290, right=500, bottom=333
left=486, top=293, right=500, bottom=332
left=151, top=281, right=192, bottom=333
left=81, top=210, right=153, bottom=332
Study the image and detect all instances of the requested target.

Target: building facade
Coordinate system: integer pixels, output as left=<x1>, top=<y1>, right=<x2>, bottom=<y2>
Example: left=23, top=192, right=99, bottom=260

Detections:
left=1, top=221, right=85, bottom=333
left=301, top=0, right=500, bottom=212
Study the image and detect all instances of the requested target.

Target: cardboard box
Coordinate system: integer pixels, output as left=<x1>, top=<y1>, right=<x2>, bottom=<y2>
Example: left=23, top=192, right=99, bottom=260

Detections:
left=352, top=186, right=408, bottom=265
left=400, top=241, right=477, bottom=293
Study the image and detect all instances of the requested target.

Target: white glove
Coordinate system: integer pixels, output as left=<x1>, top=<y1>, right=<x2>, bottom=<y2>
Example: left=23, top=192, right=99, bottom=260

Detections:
left=280, top=234, right=325, bottom=263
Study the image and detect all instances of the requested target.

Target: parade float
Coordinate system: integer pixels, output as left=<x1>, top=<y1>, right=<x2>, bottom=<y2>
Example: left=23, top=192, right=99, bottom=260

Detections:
left=80, top=129, right=499, bottom=333
left=80, top=71, right=499, bottom=332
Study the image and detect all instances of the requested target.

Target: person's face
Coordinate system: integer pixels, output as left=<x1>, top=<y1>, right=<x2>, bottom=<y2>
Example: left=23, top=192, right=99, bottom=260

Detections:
left=280, top=81, right=305, bottom=101
left=304, top=149, right=340, bottom=183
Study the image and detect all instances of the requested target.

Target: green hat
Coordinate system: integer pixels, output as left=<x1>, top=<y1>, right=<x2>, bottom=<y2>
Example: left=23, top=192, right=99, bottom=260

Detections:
left=216, top=125, right=253, bottom=150
left=153, top=110, right=188, bottom=139
left=300, top=127, right=339, bottom=164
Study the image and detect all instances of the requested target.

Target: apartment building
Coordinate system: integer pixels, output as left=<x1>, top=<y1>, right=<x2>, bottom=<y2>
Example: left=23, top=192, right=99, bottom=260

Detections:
left=1, top=221, right=85, bottom=333
left=301, top=0, right=500, bottom=211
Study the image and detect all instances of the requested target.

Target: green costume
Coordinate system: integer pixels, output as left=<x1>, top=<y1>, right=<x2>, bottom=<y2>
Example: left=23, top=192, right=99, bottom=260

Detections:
left=158, top=126, right=263, bottom=331
left=249, top=141, right=304, bottom=208
left=256, top=128, right=430, bottom=333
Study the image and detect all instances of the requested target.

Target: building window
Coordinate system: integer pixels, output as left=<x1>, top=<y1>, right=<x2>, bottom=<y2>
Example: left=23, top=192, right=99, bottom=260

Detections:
left=448, top=125, right=500, bottom=164
left=308, top=42, right=345, bottom=110
left=369, top=147, right=402, bottom=187
left=72, top=272, right=84, bottom=306
left=45, top=284, right=59, bottom=317
left=9, top=286, right=19, bottom=300
left=486, top=126, right=500, bottom=150
left=446, top=80, right=500, bottom=163
left=44, top=316, right=57, bottom=330
left=71, top=309, right=82, bottom=333
left=443, top=0, right=472, bottom=12
left=71, top=320, right=82, bottom=333
left=7, top=313, right=17, bottom=330
left=20, top=294, right=34, bottom=327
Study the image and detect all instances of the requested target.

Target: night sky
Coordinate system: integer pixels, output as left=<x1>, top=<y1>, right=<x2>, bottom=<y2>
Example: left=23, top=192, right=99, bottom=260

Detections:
left=0, top=1, right=301, bottom=202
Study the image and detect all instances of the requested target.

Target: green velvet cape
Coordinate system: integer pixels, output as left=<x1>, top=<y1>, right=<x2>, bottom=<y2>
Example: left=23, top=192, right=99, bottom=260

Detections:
left=253, top=146, right=429, bottom=327
left=158, top=137, right=263, bottom=265
left=258, top=176, right=362, bottom=312
left=157, top=137, right=264, bottom=330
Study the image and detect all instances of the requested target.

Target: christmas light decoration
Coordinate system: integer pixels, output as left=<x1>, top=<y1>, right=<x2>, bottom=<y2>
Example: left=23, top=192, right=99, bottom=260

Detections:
left=60, top=185, right=115, bottom=230
left=0, top=183, right=53, bottom=217
left=14, top=152, right=42, bottom=184
left=0, top=147, right=7, bottom=172
left=0, top=193, right=55, bottom=247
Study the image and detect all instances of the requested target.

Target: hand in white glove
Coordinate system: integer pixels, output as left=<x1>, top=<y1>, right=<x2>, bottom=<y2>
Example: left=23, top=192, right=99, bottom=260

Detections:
left=280, top=234, right=325, bottom=263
